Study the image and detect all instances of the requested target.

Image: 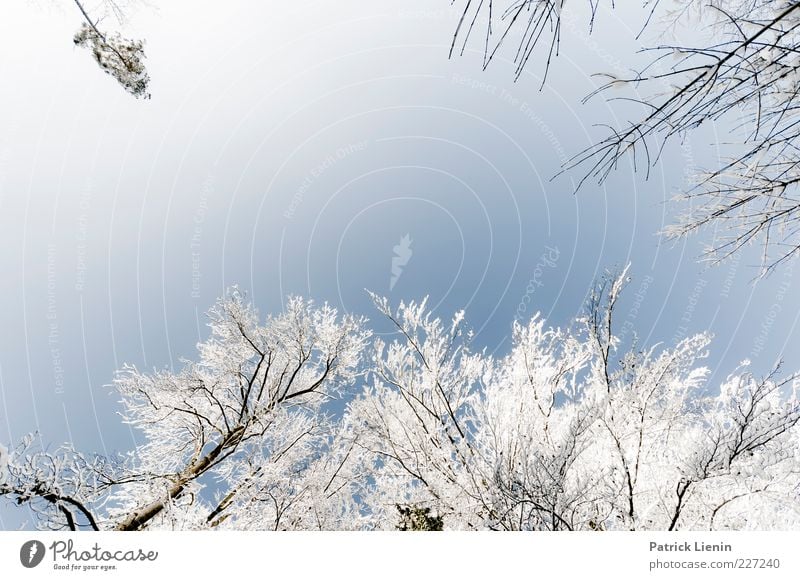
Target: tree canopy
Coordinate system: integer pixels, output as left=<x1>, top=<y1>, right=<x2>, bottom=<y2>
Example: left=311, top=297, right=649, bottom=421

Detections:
left=3, top=276, right=799, bottom=530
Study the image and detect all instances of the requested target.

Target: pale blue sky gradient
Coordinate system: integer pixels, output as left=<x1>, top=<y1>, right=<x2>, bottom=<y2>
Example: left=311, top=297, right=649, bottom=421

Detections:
left=1, top=0, right=797, bottom=529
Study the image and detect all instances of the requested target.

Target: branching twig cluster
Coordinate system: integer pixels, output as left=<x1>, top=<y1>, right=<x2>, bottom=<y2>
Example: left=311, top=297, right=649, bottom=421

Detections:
left=452, top=1, right=800, bottom=271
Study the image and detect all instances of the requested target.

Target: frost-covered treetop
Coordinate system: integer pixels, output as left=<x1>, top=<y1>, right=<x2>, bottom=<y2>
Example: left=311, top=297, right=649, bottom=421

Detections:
left=2, top=274, right=799, bottom=530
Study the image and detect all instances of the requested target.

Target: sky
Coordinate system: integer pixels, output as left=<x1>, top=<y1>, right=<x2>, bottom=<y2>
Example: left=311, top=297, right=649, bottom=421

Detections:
left=1, top=0, right=798, bottom=529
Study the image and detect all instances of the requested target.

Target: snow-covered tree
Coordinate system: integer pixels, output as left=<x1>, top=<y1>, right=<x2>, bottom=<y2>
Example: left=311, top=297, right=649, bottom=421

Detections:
left=346, top=271, right=800, bottom=530
left=2, top=275, right=799, bottom=530
left=452, top=1, right=800, bottom=270
left=47, top=0, right=150, bottom=99
left=2, top=290, right=371, bottom=530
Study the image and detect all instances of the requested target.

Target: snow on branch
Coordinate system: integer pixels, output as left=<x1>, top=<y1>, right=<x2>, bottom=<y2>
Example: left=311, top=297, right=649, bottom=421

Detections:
left=3, top=281, right=799, bottom=530
left=451, top=1, right=800, bottom=271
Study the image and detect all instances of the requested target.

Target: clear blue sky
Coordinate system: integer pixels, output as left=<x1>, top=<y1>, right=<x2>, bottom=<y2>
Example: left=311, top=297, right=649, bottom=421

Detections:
left=1, top=1, right=797, bottom=529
